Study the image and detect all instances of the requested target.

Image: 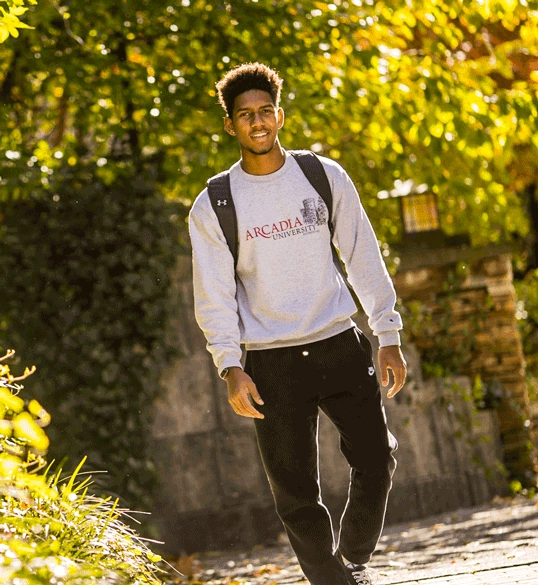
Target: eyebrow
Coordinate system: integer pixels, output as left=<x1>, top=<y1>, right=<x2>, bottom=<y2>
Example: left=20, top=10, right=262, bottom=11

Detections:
left=234, top=103, right=275, bottom=114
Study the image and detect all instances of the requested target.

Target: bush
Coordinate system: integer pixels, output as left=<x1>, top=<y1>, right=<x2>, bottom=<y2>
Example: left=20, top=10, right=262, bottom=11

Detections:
left=0, top=163, right=184, bottom=512
left=1, top=350, right=164, bottom=585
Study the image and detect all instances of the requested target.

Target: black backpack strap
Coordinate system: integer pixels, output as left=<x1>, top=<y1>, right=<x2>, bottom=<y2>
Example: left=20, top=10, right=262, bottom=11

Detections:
left=289, top=150, right=333, bottom=234
left=290, top=150, right=358, bottom=305
left=207, top=171, right=239, bottom=269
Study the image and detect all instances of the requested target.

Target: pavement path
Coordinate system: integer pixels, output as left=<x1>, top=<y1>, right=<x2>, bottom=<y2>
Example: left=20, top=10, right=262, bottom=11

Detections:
left=165, top=495, right=538, bottom=585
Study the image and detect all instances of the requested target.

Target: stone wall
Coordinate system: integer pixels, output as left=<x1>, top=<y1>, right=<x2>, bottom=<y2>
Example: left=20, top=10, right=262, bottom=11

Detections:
left=393, top=244, right=538, bottom=485
left=320, top=342, right=504, bottom=525
left=150, top=255, right=505, bottom=554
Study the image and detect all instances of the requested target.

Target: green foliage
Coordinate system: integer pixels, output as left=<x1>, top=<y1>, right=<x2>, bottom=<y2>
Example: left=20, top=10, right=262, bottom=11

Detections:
left=3, top=464, right=164, bottom=585
left=509, top=478, right=524, bottom=495
left=0, top=0, right=36, bottom=43
left=402, top=275, right=505, bottom=410
left=1, top=0, right=537, bottom=244
left=515, top=269, right=538, bottom=376
left=0, top=353, right=164, bottom=585
left=0, top=164, right=183, bottom=511
left=403, top=292, right=483, bottom=377
left=0, top=350, right=55, bottom=501
left=1, top=0, right=538, bottom=515
left=515, top=269, right=538, bottom=401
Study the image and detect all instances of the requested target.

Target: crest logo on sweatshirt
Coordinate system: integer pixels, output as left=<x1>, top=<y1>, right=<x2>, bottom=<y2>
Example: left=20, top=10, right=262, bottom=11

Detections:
left=300, top=196, right=328, bottom=227
left=245, top=196, right=328, bottom=242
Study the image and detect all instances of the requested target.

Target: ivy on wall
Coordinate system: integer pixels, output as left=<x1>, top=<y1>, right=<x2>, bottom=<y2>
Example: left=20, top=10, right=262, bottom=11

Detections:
left=0, top=163, right=183, bottom=512
left=400, top=268, right=503, bottom=410
left=515, top=269, right=538, bottom=401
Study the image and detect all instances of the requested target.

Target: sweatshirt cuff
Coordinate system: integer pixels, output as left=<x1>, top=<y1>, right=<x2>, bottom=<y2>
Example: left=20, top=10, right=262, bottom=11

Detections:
left=218, top=358, right=243, bottom=379
left=377, top=331, right=401, bottom=348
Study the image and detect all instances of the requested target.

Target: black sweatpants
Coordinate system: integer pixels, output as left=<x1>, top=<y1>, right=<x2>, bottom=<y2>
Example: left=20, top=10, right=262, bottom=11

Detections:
left=245, top=326, right=397, bottom=585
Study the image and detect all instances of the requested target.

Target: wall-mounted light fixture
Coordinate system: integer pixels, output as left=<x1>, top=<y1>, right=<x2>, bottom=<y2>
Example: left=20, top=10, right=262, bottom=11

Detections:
left=379, top=180, right=470, bottom=248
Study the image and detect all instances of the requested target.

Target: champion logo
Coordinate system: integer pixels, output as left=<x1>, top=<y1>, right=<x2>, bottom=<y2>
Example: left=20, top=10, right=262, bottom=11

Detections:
left=217, top=200, right=227, bottom=206
left=368, top=366, right=375, bottom=376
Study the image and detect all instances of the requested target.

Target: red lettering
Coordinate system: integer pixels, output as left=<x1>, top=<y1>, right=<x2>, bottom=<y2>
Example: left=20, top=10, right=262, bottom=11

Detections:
left=247, top=217, right=304, bottom=241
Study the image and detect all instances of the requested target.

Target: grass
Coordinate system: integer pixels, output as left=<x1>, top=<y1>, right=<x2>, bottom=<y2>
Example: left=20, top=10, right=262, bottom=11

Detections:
left=1, top=349, right=168, bottom=585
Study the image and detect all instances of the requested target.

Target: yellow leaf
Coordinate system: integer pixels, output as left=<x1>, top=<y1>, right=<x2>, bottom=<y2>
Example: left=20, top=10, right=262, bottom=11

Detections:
left=407, top=124, right=419, bottom=143
left=0, top=454, right=22, bottom=477
left=28, top=399, right=51, bottom=426
left=10, top=7, right=29, bottom=16
left=0, top=420, right=13, bottom=438
left=0, top=387, right=25, bottom=413
left=429, top=122, right=444, bottom=138
left=133, top=109, right=146, bottom=122
left=12, top=412, right=50, bottom=450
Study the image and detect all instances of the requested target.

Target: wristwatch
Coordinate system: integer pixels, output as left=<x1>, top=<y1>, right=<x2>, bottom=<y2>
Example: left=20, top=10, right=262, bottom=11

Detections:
left=220, top=366, right=241, bottom=379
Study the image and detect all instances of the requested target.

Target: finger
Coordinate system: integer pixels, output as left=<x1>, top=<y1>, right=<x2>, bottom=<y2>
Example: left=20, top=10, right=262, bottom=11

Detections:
left=380, top=363, right=390, bottom=387
left=386, top=376, right=401, bottom=398
left=387, top=368, right=406, bottom=398
left=230, top=397, right=248, bottom=417
left=232, top=399, right=259, bottom=418
left=387, top=386, right=404, bottom=398
left=231, top=393, right=250, bottom=416
left=387, top=384, right=400, bottom=398
left=229, top=392, right=251, bottom=417
left=250, top=387, right=264, bottom=405
left=238, top=393, right=265, bottom=419
left=395, top=365, right=407, bottom=389
left=241, top=403, right=264, bottom=419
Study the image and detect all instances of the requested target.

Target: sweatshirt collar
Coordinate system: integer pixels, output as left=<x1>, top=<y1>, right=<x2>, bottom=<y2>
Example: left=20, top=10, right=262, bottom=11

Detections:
left=231, top=150, right=294, bottom=184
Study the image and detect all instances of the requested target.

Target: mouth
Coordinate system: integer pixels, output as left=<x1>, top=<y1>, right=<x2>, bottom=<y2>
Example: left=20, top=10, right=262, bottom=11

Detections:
left=250, top=131, right=270, bottom=140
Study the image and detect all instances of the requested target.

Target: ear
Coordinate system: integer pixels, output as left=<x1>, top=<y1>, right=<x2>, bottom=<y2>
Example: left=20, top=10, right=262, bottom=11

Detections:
left=224, top=116, right=236, bottom=136
left=277, top=107, right=285, bottom=130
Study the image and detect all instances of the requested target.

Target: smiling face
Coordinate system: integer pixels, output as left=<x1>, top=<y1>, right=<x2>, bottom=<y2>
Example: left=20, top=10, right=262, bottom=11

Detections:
left=224, top=89, right=284, bottom=157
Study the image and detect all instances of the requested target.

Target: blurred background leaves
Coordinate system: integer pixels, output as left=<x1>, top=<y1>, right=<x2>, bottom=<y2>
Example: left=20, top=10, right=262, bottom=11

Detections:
left=1, top=0, right=537, bottom=510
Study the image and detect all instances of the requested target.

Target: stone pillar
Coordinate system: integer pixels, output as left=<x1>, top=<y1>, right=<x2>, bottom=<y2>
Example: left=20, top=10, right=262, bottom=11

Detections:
left=394, top=245, right=538, bottom=486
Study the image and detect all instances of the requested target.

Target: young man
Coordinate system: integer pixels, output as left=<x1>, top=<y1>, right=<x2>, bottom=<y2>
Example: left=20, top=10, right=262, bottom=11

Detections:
left=189, top=63, right=407, bottom=585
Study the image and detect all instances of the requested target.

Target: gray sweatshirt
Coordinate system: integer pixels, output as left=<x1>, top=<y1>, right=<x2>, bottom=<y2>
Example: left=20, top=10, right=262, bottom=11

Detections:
left=189, top=151, right=402, bottom=375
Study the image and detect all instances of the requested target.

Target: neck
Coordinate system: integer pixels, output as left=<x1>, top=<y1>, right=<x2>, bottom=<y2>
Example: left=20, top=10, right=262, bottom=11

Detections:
left=240, top=141, right=286, bottom=175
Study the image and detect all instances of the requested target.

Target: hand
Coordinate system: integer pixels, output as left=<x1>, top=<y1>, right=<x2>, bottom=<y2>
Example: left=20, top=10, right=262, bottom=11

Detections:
left=378, top=345, right=407, bottom=399
left=226, top=368, right=265, bottom=419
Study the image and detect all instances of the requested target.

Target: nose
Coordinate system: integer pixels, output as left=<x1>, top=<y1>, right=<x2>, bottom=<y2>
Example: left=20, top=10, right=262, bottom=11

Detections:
left=251, top=112, right=263, bottom=126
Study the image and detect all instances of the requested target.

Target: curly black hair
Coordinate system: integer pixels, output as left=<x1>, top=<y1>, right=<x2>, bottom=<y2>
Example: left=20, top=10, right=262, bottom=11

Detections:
left=216, top=62, right=284, bottom=117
